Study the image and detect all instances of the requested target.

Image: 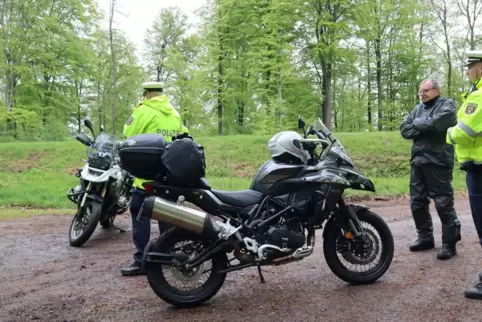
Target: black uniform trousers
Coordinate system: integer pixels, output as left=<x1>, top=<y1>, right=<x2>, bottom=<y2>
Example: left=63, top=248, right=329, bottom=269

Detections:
left=130, top=189, right=172, bottom=265
left=463, top=164, right=482, bottom=246
left=410, top=165, right=460, bottom=244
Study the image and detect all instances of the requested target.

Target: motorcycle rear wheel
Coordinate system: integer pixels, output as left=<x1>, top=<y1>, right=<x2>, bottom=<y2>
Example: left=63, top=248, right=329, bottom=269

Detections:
left=69, top=201, right=102, bottom=247
left=145, top=228, right=228, bottom=308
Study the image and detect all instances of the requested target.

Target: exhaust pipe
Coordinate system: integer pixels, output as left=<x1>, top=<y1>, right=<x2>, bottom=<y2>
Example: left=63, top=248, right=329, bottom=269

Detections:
left=139, top=196, right=219, bottom=240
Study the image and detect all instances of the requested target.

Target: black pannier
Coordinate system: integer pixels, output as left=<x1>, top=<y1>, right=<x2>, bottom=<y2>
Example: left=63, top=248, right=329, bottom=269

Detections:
left=161, top=138, right=206, bottom=184
left=118, top=133, right=167, bottom=180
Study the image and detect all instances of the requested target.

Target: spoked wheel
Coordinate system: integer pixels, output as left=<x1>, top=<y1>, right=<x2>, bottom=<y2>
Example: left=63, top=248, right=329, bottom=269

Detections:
left=323, top=209, right=394, bottom=285
left=145, top=228, right=228, bottom=308
left=69, top=201, right=102, bottom=247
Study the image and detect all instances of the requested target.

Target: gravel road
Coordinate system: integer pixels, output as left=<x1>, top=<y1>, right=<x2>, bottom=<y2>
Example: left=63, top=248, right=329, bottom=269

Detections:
left=1, top=197, right=482, bottom=322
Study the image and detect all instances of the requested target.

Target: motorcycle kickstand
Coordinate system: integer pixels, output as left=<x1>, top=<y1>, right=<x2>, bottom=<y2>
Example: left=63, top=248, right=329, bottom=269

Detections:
left=257, top=265, right=265, bottom=283
left=112, top=223, right=126, bottom=233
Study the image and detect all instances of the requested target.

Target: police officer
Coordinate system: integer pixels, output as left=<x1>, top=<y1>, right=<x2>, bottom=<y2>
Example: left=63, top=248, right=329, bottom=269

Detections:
left=447, top=50, right=482, bottom=299
left=120, top=81, right=187, bottom=276
left=400, top=78, right=461, bottom=260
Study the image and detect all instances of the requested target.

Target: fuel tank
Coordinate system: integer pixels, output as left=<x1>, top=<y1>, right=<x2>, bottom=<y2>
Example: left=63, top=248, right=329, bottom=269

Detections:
left=249, top=160, right=305, bottom=195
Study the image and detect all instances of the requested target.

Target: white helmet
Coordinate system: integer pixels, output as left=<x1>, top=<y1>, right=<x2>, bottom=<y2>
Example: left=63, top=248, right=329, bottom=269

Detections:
left=268, top=131, right=310, bottom=164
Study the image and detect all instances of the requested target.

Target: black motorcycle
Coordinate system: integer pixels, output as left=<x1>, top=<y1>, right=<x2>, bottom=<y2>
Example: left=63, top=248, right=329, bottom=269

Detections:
left=117, top=116, right=394, bottom=308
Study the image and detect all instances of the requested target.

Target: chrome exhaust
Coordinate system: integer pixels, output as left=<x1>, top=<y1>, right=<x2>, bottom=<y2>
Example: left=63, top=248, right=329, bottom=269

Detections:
left=139, top=196, right=219, bottom=239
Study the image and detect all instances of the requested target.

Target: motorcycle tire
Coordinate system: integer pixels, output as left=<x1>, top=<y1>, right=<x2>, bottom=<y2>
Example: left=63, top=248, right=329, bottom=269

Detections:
left=145, top=227, right=228, bottom=308
left=69, top=201, right=102, bottom=247
left=323, top=209, right=394, bottom=285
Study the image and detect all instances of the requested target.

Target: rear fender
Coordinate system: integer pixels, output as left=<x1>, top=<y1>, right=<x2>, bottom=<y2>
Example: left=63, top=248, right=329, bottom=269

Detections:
left=322, top=204, right=369, bottom=239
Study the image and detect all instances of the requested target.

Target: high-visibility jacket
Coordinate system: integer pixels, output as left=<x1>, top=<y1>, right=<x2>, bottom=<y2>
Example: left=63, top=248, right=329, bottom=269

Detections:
left=123, top=94, right=186, bottom=190
left=447, top=78, right=482, bottom=165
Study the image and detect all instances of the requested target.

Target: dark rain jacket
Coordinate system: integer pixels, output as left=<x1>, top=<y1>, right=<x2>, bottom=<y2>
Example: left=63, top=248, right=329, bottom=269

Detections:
left=399, top=96, right=457, bottom=169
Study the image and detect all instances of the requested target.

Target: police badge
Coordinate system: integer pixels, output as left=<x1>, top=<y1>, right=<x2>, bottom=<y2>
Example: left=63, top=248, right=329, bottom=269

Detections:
left=465, top=103, right=478, bottom=115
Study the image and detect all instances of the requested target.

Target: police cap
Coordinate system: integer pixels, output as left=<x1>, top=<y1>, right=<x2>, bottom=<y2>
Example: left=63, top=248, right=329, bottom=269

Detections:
left=466, top=50, right=482, bottom=66
left=141, top=81, right=164, bottom=91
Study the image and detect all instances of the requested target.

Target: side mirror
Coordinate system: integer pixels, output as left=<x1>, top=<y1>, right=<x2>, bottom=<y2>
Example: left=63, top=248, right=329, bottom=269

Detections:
left=84, top=119, right=95, bottom=139
left=298, top=115, right=305, bottom=129
left=298, top=115, right=306, bottom=137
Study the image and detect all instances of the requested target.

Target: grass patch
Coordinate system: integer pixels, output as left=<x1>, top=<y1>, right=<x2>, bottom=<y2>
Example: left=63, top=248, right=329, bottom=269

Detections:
left=0, top=131, right=469, bottom=218
left=0, top=207, right=73, bottom=220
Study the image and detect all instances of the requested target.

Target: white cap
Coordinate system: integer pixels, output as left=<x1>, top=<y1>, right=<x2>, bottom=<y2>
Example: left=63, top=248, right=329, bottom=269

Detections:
left=466, top=50, right=482, bottom=66
left=141, top=81, right=164, bottom=90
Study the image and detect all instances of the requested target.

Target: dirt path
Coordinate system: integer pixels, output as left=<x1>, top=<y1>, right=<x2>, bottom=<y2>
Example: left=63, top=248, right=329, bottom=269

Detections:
left=1, top=197, right=482, bottom=322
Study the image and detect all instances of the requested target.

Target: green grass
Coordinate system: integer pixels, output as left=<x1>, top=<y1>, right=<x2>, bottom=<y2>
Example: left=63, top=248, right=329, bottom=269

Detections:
left=0, top=131, right=469, bottom=218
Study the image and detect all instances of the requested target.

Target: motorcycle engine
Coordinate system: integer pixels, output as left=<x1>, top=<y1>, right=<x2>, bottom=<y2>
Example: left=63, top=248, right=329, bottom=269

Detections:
left=261, top=219, right=306, bottom=259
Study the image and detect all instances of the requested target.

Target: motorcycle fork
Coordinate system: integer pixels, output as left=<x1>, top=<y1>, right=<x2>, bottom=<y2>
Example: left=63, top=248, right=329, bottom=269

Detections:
left=79, top=182, right=92, bottom=208
left=337, top=199, right=363, bottom=237
left=79, top=182, right=107, bottom=207
left=100, top=181, right=108, bottom=198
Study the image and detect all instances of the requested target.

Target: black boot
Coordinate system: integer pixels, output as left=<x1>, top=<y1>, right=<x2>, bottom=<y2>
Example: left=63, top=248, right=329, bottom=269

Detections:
left=437, top=222, right=459, bottom=260
left=120, top=262, right=144, bottom=276
left=409, top=206, right=434, bottom=252
left=465, top=282, right=482, bottom=299
left=437, top=243, right=456, bottom=260
left=409, top=238, right=435, bottom=251
left=456, top=219, right=462, bottom=241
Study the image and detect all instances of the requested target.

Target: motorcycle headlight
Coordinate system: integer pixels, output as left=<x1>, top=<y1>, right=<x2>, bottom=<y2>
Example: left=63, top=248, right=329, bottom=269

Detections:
left=88, top=152, right=113, bottom=170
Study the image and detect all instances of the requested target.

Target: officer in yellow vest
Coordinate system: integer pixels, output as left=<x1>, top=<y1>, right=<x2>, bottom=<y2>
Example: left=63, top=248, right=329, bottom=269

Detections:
left=120, top=81, right=187, bottom=276
left=446, top=50, right=482, bottom=299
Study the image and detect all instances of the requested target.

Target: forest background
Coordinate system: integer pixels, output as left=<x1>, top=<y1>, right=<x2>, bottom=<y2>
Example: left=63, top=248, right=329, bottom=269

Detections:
left=0, top=0, right=480, bottom=213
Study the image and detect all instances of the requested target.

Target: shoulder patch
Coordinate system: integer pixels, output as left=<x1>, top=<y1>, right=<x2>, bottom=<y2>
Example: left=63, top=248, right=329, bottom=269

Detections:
left=126, top=116, right=134, bottom=126
left=465, top=103, right=478, bottom=115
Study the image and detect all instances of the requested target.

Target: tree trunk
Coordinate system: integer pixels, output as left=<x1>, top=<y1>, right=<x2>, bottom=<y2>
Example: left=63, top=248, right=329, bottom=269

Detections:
left=97, top=58, right=103, bottom=132
left=109, top=0, right=117, bottom=134
left=217, top=0, right=224, bottom=136
left=321, top=63, right=333, bottom=130
left=366, top=42, right=372, bottom=126
left=375, top=36, right=382, bottom=131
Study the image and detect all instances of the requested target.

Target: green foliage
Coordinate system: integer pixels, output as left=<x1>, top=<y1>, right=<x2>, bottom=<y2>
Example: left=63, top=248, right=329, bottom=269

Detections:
left=0, top=131, right=468, bottom=211
left=0, top=0, right=144, bottom=140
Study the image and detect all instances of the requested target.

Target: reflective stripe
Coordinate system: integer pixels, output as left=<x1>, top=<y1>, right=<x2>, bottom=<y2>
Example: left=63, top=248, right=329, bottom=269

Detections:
left=457, top=121, right=482, bottom=137
left=448, top=128, right=456, bottom=144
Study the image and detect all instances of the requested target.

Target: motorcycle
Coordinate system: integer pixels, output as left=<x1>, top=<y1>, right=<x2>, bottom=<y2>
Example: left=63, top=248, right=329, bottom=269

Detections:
left=67, top=119, right=134, bottom=247
left=121, top=116, right=394, bottom=308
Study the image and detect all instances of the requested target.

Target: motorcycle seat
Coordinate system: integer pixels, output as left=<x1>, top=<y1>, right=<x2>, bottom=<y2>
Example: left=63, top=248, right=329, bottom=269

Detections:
left=211, top=189, right=264, bottom=208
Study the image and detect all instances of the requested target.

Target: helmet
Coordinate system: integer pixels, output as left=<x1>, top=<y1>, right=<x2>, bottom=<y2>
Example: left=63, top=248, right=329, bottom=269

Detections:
left=268, top=131, right=310, bottom=164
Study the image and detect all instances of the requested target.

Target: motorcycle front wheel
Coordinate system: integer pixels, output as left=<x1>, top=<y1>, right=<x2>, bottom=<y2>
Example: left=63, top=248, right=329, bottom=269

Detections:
left=145, top=227, right=228, bottom=308
left=323, top=209, right=394, bottom=285
left=69, top=201, right=102, bottom=247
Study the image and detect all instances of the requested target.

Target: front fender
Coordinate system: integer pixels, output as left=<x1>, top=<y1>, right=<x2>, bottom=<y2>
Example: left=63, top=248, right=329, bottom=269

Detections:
left=341, top=169, right=376, bottom=192
left=322, top=203, right=369, bottom=239
left=86, top=193, right=103, bottom=203
left=81, top=166, right=120, bottom=183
